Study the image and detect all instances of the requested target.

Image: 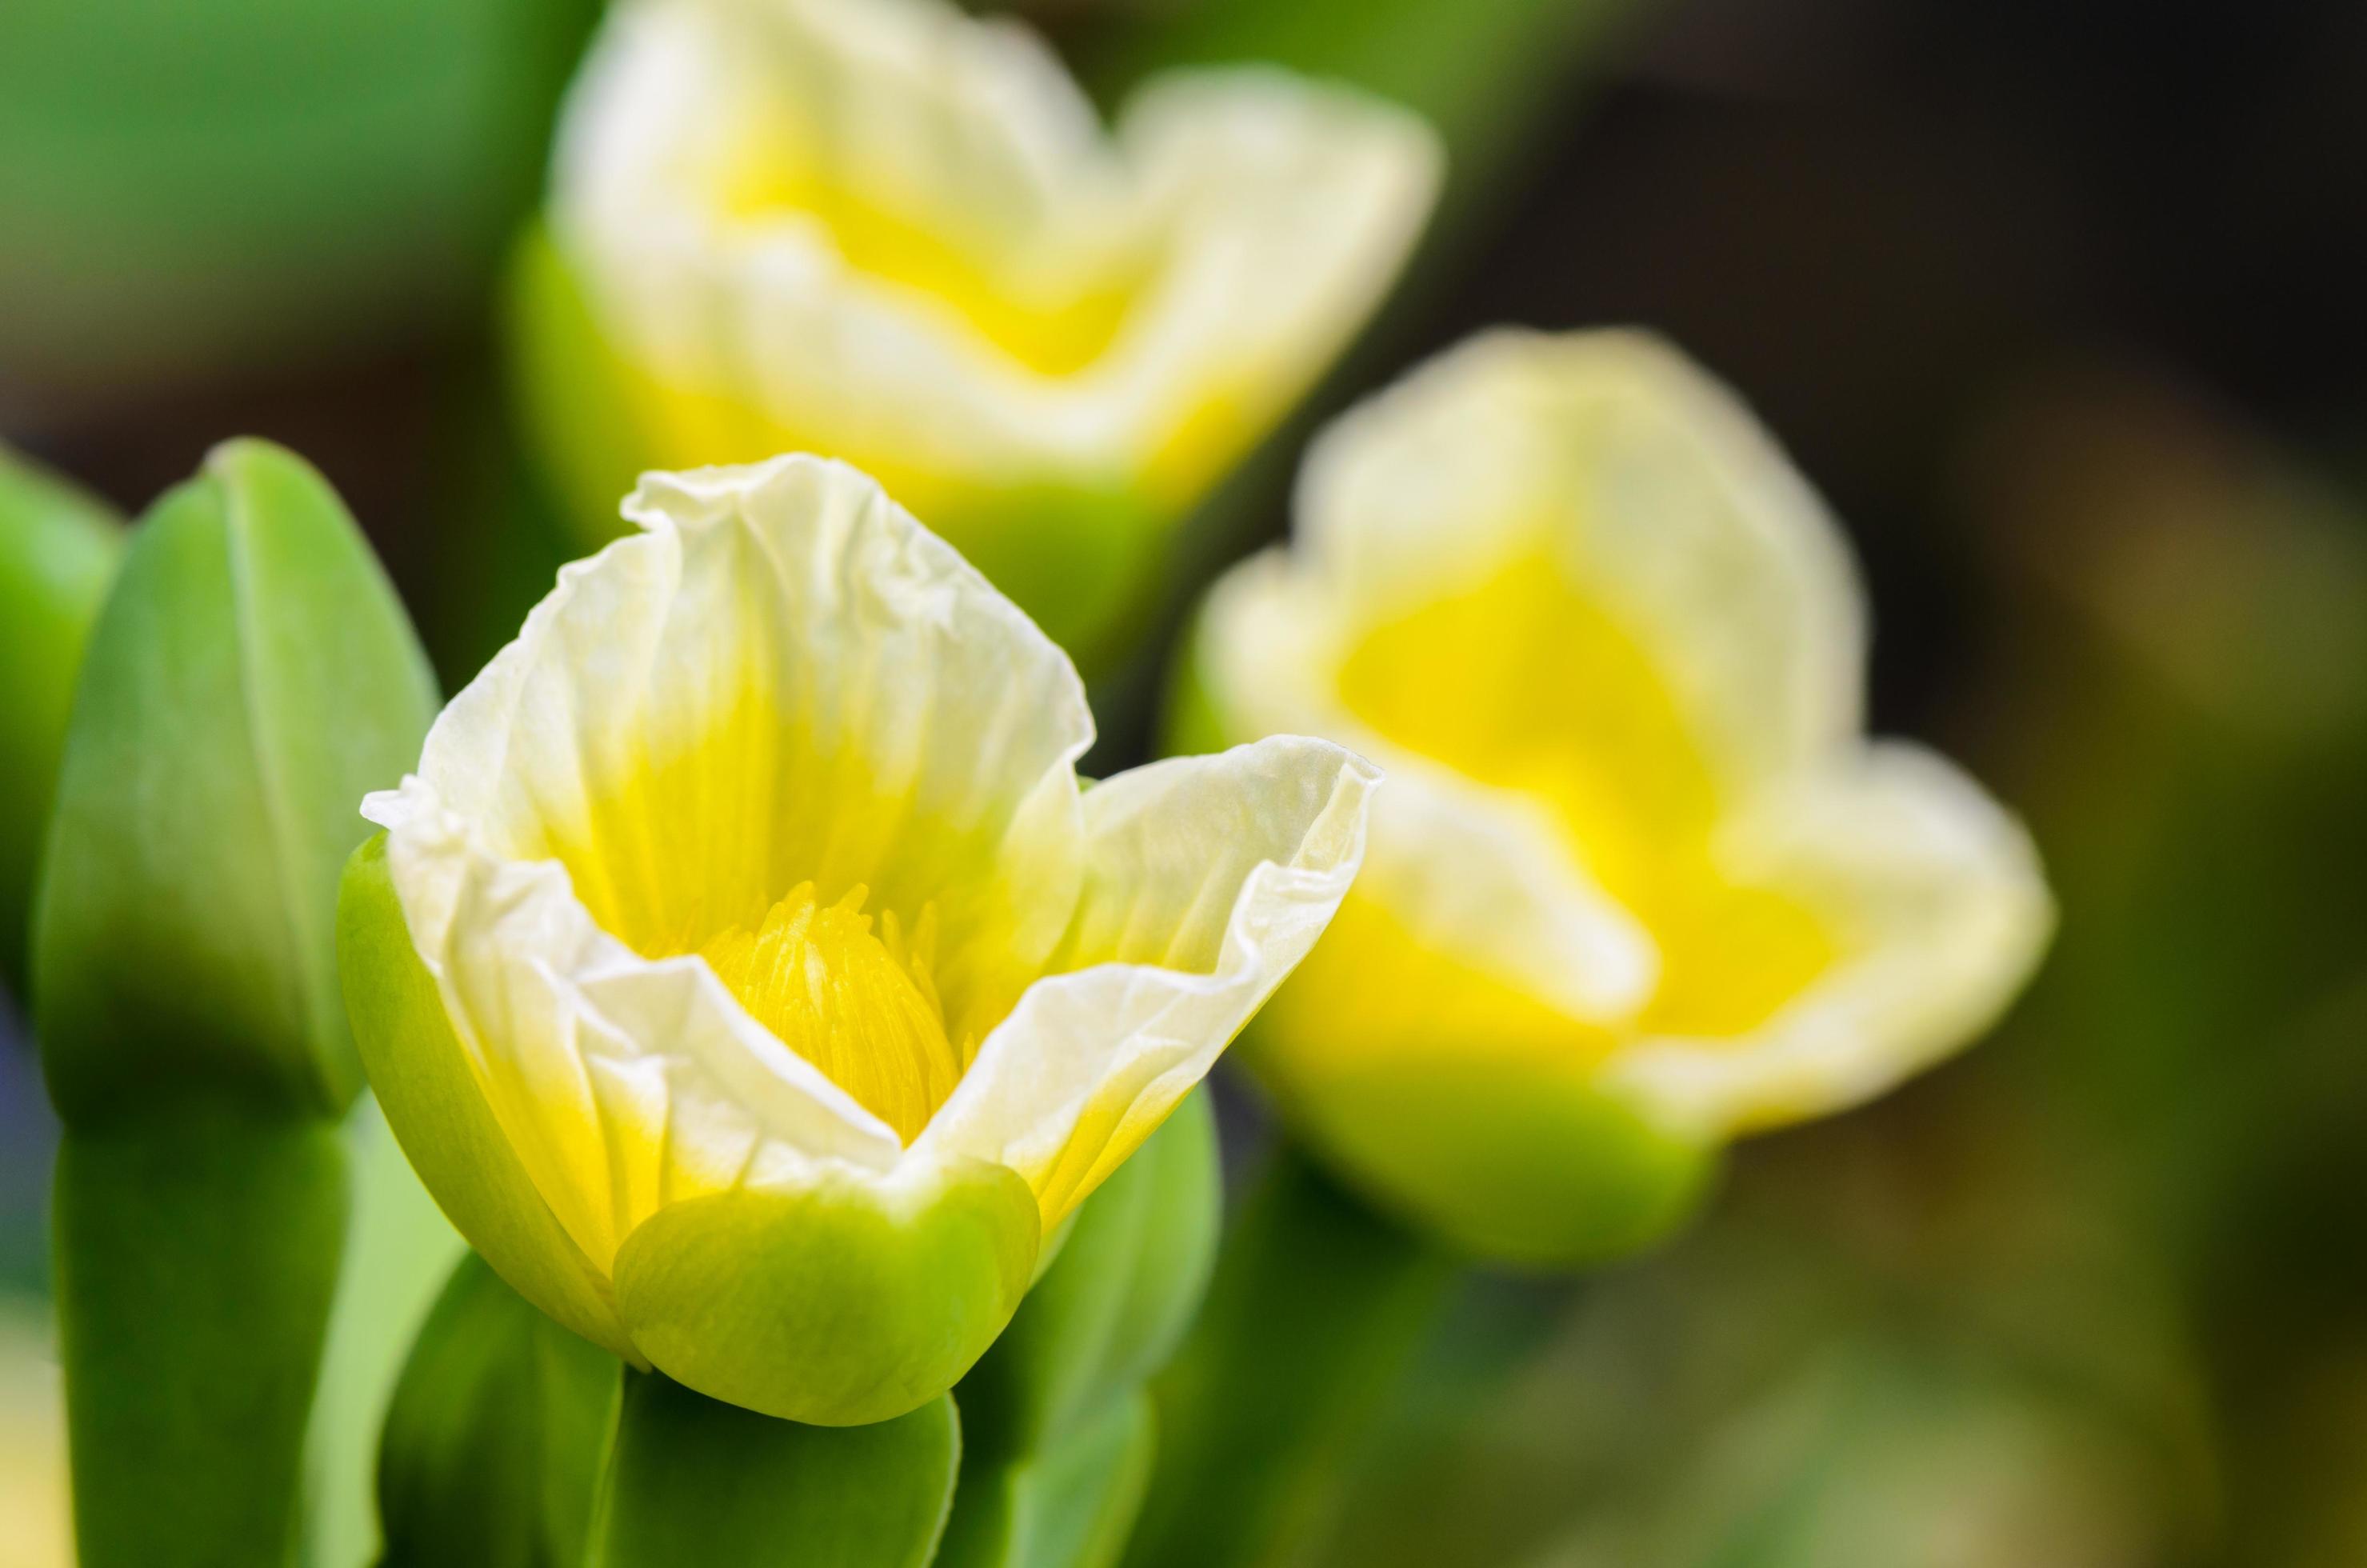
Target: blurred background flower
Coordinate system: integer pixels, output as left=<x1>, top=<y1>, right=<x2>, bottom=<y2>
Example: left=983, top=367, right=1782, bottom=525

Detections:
left=6, top=0, right=2367, bottom=1563
left=515, top=0, right=1438, bottom=670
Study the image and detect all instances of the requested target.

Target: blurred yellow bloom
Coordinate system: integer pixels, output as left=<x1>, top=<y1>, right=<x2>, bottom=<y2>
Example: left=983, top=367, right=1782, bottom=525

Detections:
left=1177, top=330, right=2053, bottom=1265
left=514, top=0, right=1440, bottom=662
left=342, top=455, right=1375, bottom=1424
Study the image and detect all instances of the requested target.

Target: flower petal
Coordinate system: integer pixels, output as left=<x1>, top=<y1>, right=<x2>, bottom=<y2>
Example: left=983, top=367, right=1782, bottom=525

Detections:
left=1110, top=68, right=1443, bottom=504
left=362, top=455, right=1094, bottom=1270
left=1191, top=551, right=1658, bottom=1030
left=1601, top=742, right=2054, bottom=1135
left=917, top=738, right=1377, bottom=1226
left=1294, top=328, right=1867, bottom=795
left=550, top=0, right=1439, bottom=507
left=339, top=837, right=636, bottom=1360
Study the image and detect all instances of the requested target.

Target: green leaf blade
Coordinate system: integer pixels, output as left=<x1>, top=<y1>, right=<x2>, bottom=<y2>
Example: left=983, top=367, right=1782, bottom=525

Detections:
left=35, top=438, right=435, bottom=1124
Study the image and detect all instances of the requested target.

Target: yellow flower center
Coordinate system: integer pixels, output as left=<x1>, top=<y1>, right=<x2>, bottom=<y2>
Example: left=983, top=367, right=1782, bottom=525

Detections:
left=1338, top=549, right=1836, bottom=1039
left=698, top=882, right=969, bottom=1144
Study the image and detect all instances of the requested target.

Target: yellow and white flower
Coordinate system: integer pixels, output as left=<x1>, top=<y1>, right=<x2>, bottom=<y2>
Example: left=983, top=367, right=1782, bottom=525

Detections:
left=513, top=0, right=1441, bottom=666
left=339, top=454, right=1376, bottom=1424
left=1177, top=329, right=2053, bottom=1265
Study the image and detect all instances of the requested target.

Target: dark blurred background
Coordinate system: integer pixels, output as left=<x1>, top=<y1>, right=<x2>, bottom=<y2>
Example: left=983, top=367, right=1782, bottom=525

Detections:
left=7, top=0, right=2367, bottom=1562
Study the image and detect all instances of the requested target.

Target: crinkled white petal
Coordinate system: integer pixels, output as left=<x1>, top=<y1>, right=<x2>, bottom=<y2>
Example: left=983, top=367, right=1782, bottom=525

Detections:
left=362, top=454, right=1094, bottom=1269
left=1195, top=550, right=1656, bottom=1026
left=1599, top=743, right=2054, bottom=1136
left=553, top=0, right=1440, bottom=491
left=917, top=737, right=1378, bottom=1225
left=369, top=794, right=898, bottom=1273
left=1293, top=327, right=1867, bottom=791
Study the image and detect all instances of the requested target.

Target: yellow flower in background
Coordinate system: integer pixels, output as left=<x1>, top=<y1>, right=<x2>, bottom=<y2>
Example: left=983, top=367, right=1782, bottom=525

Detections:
left=339, top=454, right=1375, bottom=1425
left=514, top=0, right=1441, bottom=665
left=1175, top=330, right=2053, bottom=1266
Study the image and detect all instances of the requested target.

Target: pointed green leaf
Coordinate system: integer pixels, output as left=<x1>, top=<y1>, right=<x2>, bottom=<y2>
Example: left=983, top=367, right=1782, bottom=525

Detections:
left=594, top=1374, right=960, bottom=1568
left=33, top=439, right=437, bottom=1568
left=36, top=438, right=437, bottom=1125
left=0, top=444, right=120, bottom=998
left=378, top=1251, right=621, bottom=1568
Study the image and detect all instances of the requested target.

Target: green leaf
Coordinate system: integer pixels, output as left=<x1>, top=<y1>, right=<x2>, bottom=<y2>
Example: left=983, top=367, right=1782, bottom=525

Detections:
left=1122, top=1148, right=1457, bottom=1568
left=305, top=1094, right=470, bottom=1568
left=938, top=1393, right=1155, bottom=1568
left=378, top=1251, right=622, bottom=1568
left=51, top=1106, right=349, bottom=1568
left=0, top=444, right=121, bottom=998
left=958, top=1091, right=1220, bottom=1462
left=36, top=438, right=438, bottom=1125
left=33, top=440, right=438, bottom=1568
left=593, top=1374, right=961, bottom=1568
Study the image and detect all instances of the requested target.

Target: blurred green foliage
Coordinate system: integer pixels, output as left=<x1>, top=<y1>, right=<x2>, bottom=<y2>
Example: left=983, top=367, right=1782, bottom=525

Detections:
left=0, top=0, right=602, bottom=394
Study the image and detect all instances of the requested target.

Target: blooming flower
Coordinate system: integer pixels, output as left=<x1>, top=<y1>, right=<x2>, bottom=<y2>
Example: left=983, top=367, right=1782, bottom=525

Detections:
left=514, top=0, right=1441, bottom=663
left=340, top=455, right=1376, bottom=1424
left=1176, top=329, right=2053, bottom=1265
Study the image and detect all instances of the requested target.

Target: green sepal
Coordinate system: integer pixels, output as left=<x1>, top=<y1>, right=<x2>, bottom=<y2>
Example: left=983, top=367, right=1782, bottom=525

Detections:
left=938, top=1392, right=1156, bottom=1568
left=957, top=1090, right=1220, bottom=1462
left=51, top=1106, right=349, bottom=1568
left=378, top=1250, right=622, bottom=1568
left=593, top=1374, right=960, bottom=1568
left=0, top=444, right=121, bottom=999
left=339, top=834, right=638, bottom=1362
left=612, top=1162, right=1040, bottom=1428
left=36, top=438, right=436, bottom=1126
left=1264, top=1047, right=1719, bottom=1268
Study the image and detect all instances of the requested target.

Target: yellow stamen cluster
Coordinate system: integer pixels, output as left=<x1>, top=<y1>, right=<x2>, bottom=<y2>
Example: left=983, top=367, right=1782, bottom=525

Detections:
left=698, top=883, right=966, bottom=1143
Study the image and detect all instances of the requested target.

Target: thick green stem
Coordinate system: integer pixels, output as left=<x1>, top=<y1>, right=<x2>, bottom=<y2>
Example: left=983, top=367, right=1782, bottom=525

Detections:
left=593, top=1373, right=962, bottom=1568
left=1122, top=1146, right=1457, bottom=1568
left=52, top=1105, right=348, bottom=1568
